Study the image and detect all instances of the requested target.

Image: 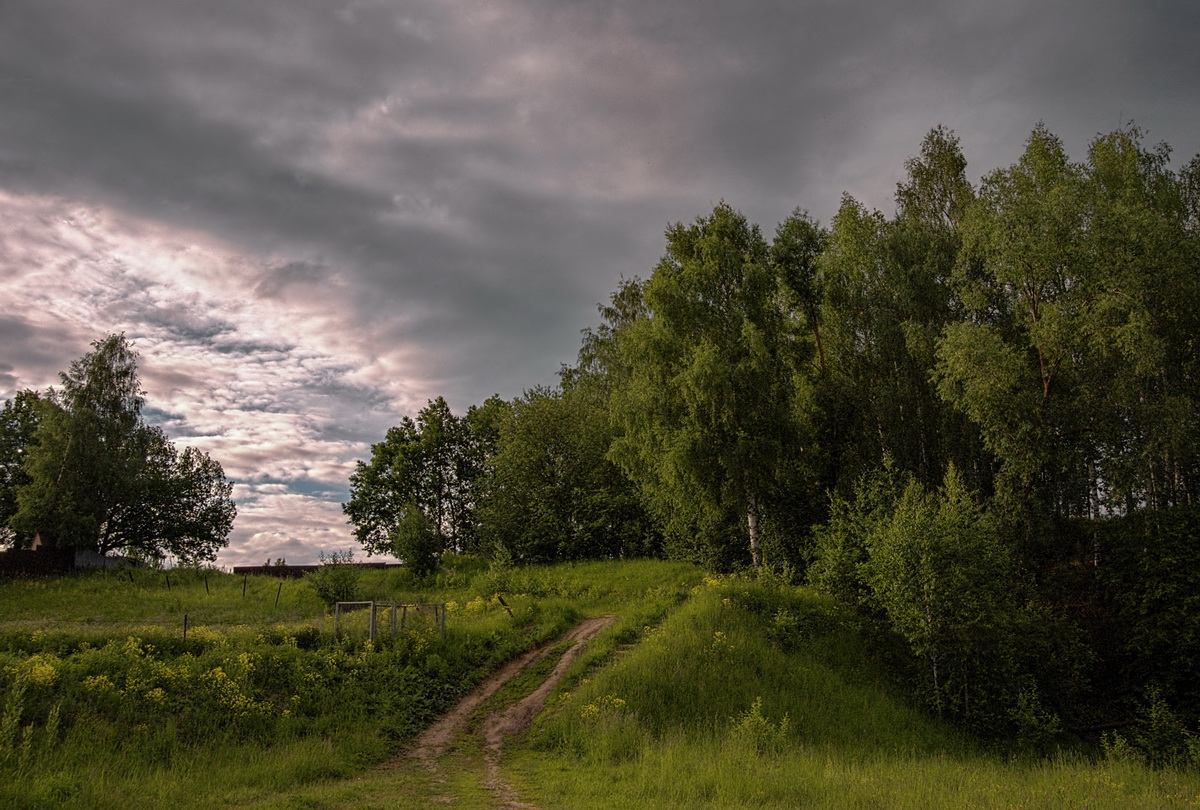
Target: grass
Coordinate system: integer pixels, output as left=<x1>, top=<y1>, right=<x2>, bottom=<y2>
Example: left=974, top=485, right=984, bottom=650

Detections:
left=511, top=576, right=1200, bottom=808
left=4, top=560, right=1200, bottom=807
left=0, top=557, right=699, bottom=809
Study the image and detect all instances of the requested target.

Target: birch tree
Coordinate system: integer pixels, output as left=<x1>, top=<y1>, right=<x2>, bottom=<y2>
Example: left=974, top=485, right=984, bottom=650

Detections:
left=609, top=203, right=807, bottom=569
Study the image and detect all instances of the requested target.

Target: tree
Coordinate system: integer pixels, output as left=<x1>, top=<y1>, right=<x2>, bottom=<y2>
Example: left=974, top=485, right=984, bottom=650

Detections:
left=306, top=550, right=361, bottom=607
left=937, top=124, right=1200, bottom=520
left=390, top=505, right=442, bottom=577
left=863, top=467, right=1021, bottom=723
left=0, top=390, right=43, bottom=547
left=477, top=384, right=657, bottom=563
left=608, top=203, right=808, bottom=569
left=8, top=334, right=235, bottom=563
left=812, top=127, right=987, bottom=499
left=344, top=396, right=502, bottom=561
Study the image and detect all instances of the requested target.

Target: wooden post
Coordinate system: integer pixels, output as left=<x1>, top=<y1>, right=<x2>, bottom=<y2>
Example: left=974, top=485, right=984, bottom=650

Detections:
left=390, top=603, right=397, bottom=639
left=242, top=574, right=247, bottom=597
left=334, top=603, right=341, bottom=639
left=401, top=604, right=408, bottom=630
left=368, top=601, right=377, bottom=644
left=204, top=575, right=209, bottom=595
left=275, top=581, right=282, bottom=608
left=165, top=573, right=171, bottom=592
left=183, top=613, right=188, bottom=639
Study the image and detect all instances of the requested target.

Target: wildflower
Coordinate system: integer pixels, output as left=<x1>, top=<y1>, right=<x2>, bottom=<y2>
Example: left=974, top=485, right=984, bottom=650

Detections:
left=83, top=675, right=115, bottom=693
left=579, top=694, right=626, bottom=721
left=24, top=654, right=60, bottom=687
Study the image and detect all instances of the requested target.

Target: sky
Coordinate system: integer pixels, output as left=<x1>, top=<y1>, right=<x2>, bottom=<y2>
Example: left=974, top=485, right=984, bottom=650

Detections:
left=2, top=0, right=1198, bottom=568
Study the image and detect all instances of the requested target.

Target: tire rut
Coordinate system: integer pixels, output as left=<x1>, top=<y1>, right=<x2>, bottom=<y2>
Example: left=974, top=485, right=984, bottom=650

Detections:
left=404, top=615, right=616, bottom=808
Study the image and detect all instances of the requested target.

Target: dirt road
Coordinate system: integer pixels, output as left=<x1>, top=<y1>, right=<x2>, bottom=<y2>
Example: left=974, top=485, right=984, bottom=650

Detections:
left=406, top=615, right=616, bottom=808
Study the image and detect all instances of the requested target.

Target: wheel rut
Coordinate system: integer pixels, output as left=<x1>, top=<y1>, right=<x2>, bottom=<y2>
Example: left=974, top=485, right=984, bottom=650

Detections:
left=403, top=615, right=616, bottom=808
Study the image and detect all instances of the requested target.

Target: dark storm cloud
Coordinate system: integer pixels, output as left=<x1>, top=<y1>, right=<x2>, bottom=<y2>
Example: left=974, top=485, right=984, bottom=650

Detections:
left=1, top=0, right=1197, bottom=564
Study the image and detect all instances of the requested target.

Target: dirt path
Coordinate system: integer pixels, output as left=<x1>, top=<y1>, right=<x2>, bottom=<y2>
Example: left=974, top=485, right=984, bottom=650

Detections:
left=406, top=615, right=616, bottom=808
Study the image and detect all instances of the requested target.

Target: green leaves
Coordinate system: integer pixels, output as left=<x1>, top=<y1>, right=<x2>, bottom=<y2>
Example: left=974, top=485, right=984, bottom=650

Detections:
left=607, top=203, right=810, bottom=569
left=4, top=334, right=235, bottom=562
left=938, top=124, right=1200, bottom=516
left=344, top=396, right=498, bottom=560
left=813, top=464, right=1027, bottom=725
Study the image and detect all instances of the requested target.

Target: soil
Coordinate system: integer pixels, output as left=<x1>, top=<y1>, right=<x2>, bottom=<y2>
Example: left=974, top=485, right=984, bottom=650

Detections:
left=404, top=615, right=616, bottom=808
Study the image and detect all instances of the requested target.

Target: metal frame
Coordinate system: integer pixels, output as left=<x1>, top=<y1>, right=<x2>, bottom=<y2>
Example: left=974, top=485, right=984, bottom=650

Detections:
left=333, top=601, right=446, bottom=643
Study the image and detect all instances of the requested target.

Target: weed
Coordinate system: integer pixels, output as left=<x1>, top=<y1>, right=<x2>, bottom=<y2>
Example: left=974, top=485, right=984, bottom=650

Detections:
left=729, top=696, right=791, bottom=754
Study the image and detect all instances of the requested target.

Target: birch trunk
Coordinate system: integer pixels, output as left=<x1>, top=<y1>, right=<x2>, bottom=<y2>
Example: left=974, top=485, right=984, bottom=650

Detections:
left=747, top=492, right=761, bottom=571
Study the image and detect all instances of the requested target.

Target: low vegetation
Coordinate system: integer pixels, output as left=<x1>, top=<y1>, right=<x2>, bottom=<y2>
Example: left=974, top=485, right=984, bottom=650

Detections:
left=6, top=559, right=1200, bottom=808
left=516, top=577, right=1200, bottom=809
left=0, top=558, right=697, bottom=808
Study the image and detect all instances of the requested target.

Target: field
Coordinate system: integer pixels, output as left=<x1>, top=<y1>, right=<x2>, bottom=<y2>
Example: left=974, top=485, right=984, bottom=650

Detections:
left=2, top=559, right=1199, bottom=808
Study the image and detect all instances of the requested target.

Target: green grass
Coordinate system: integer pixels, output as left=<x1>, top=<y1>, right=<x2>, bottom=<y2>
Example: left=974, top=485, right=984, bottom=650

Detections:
left=511, top=576, right=1200, bottom=808
left=0, top=557, right=698, bottom=809
left=4, top=560, right=1200, bottom=807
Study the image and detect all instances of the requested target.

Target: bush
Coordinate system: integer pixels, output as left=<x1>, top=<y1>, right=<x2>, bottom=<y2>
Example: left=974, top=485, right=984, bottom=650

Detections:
left=305, top=551, right=360, bottom=608
left=390, top=506, right=441, bottom=578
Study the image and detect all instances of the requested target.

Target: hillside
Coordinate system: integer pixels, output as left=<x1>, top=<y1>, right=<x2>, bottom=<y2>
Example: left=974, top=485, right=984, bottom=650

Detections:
left=4, top=560, right=1198, bottom=808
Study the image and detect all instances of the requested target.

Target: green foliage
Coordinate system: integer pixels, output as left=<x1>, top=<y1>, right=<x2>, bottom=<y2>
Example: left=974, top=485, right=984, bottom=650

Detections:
left=814, top=128, right=982, bottom=502
left=1091, top=505, right=1200, bottom=715
left=344, top=396, right=502, bottom=558
left=810, top=464, right=1085, bottom=732
left=1103, top=688, right=1200, bottom=771
left=939, top=125, right=1200, bottom=518
left=808, top=458, right=906, bottom=609
left=862, top=466, right=1022, bottom=723
left=478, top=385, right=656, bottom=564
left=0, top=390, right=43, bottom=548
left=608, top=202, right=812, bottom=569
left=305, top=550, right=361, bottom=607
left=729, top=696, right=791, bottom=755
left=389, top=505, right=441, bottom=578
left=6, top=335, right=235, bottom=562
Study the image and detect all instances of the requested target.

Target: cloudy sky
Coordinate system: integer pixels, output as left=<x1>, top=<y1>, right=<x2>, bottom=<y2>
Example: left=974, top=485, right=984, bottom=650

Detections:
left=2, top=0, right=1197, bottom=567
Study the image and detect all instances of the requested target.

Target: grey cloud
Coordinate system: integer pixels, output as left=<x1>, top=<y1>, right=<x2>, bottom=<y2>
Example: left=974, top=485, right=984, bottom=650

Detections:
left=2, top=0, right=1198, bottom=567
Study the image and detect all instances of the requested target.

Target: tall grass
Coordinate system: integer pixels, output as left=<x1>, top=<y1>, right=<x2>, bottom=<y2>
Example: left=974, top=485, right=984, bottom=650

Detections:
left=0, top=557, right=697, bottom=808
left=11, top=562, right=1192, bottom=807
left=516, top=577, right=1200, bottom=809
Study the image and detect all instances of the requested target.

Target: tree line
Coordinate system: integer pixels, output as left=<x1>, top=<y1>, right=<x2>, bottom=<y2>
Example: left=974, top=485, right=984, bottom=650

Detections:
left=347, top=123, right=1200, bottom=743
left=0, top=334, right=236, bottom=564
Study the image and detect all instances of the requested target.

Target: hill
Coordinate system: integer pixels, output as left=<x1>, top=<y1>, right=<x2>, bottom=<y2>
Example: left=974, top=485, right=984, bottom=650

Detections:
left=2, top=560, right=1199, bottom=808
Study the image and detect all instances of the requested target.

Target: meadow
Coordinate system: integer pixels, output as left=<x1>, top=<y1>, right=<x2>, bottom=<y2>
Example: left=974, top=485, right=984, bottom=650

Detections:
left=2, top=559, right=1199, bottom=808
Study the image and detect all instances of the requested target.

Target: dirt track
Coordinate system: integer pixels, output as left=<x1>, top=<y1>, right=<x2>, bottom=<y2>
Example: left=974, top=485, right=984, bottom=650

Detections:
left=406, top=615, right=616, bottom=808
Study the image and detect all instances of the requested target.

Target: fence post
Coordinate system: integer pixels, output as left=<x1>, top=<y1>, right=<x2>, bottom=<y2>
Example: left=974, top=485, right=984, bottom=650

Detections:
left=368, top=601, right=377, bottom=644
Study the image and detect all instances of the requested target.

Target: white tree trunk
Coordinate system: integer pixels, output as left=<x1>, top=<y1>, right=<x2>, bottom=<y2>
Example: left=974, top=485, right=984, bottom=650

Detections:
left=747, top=492, right=761, bottom=571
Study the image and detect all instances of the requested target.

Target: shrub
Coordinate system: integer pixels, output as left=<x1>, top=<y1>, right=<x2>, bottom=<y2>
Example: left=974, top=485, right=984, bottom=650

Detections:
left=729, top=696, right=791, bottom=754
left=305, top=551, right=360, bottom=608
